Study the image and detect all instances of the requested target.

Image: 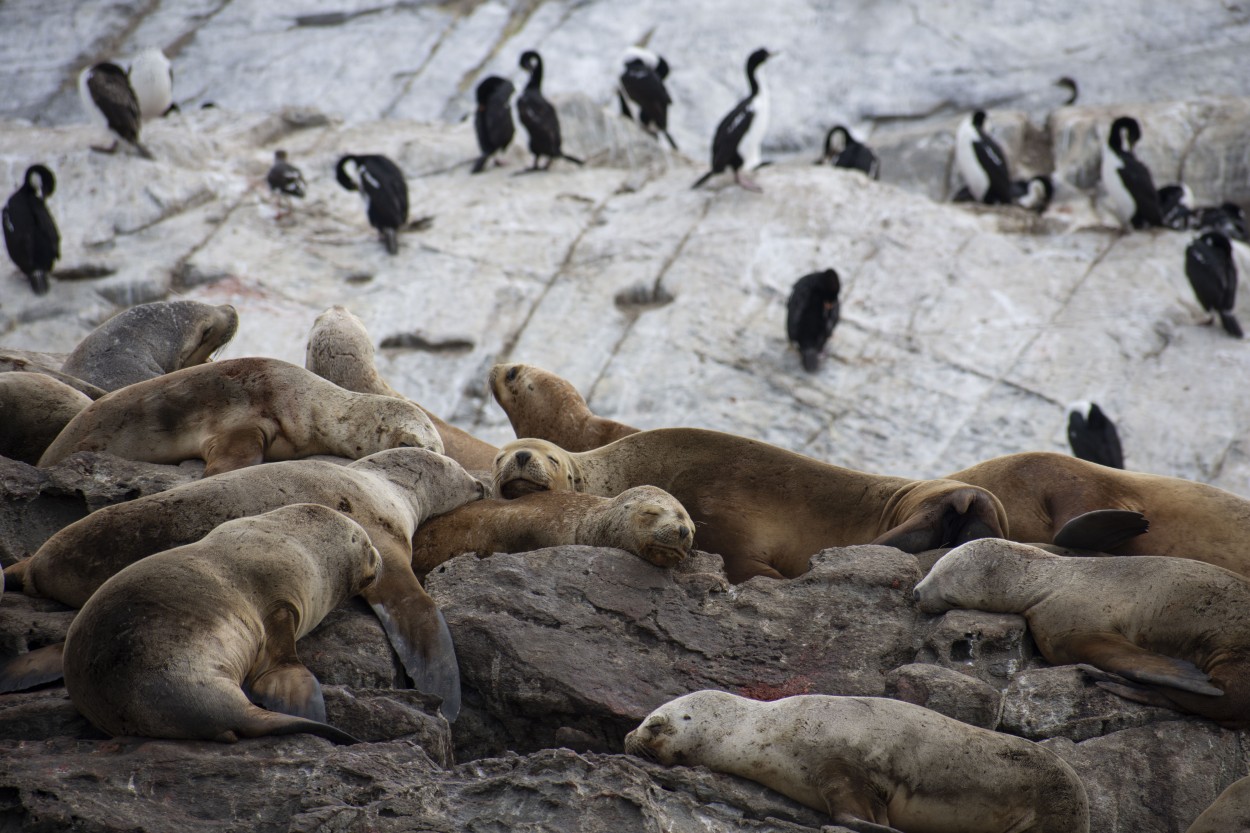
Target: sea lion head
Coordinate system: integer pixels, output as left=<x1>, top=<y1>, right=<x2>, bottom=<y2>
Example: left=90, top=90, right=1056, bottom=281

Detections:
left=492, top=438, right=580, bottom=499
left=352, top=447, right=488, bottom=518
left=913, top=538, right=1051, bottom=613
left=176, top=302, right=239, bottom=368
left=368, top=399, right=444, bottom=455
left=625, top=690, right=746, bottom=765
left=611, top=485, right=695, bottom=568
left=489, top=362, right=586, bottom=428
left=873, top=481, right=1008, bottom=553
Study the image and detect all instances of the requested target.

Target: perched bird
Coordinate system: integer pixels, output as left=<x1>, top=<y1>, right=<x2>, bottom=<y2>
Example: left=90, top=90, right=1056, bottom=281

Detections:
left=78, top=62, right=153, bottom=159
left=1012, top=175, right=1054, bottom=213
left=1067, top=402, right=1124, bottom=469
left=517, top=51, right=583, bottom=171
left=786, top=269, right=841, bottom=372
left=1157, top=183, right=1194, bottom=230
left=693, top=48, right=773, bottom=192
left=3, top=165, right=61, bottom=296
left=617, top=47, right=677, bottom=150
left=1101, top=116, right=1163, bottom=229
left=266, top=150, right=306, bottom=219
left=955, top=110, right=1012, bottom=205
left=1192, top=202, right=1248, bottom=242
left=335, top=154, right=409, bottom=255
left=817, top=125, right=879, bottom=179
left=471, top=76, right=516, bottom=174
left=1055, top=76, right=1079, bottom=106
left=1185, top=231, right=1242, bottom=338
left=128, top=47, right=173, bottom=120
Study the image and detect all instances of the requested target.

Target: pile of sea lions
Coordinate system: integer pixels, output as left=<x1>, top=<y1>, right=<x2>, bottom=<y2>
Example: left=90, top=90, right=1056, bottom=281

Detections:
left=4, top=299, right=1250, bottom=830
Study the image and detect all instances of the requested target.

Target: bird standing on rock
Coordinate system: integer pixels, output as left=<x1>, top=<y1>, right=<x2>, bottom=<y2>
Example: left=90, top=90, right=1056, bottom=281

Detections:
left=78, top=62, right=153, bottom=159
left=955, top=111, right=1012, bottom=205
left=267, top=150, right=306, bottom=220
left=472, top=76, right=516, bottom=174
left=786, top=269, right=841, bottom=372
left=817, top=125, right=879, bottom=179
left=1101, top=116, right=1163, bottom=229
left=335, top=154, right=409, bottom=255
left=517, top=51, right=583, bottom=171
left=1185, top=231, right=1242, bottom=338
left=3, top=165, right=60, bottom=296
left=128, top=48, right=174, bottom=120
left=617, top=47, right=677, bottom=150
left=693, top=48, right=774, bottom=192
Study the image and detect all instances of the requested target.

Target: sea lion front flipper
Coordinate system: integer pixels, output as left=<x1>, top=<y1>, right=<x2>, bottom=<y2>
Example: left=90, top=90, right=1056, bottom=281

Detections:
left=818, top=763, right=903, bottom=833
left=2, top=558, right=30, bottom=592
left=1071, top=633, right=1224, bottom=696
left=245, top=605, right=328, bottom=722
left=0, top=642, right=66, bottom=692
left=201, top=426, right=266, bottom=477
left=1053, top=509, right=1149, bottom=551
left=360, top=567, right=462, bottom=721
left=1076, top=664, right=1182, bottom=709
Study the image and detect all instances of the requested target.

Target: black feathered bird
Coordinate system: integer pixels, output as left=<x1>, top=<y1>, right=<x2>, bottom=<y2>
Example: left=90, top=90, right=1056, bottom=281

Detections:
left=78, top=62, right=153, bottom=159
left=955, top=111, right=1013, bottom=205
left=817, top=125, right=879, bottom=180
left=267, top=150, right=306, bottom=221
left=1185, top=230, right=1242, bottom=338
left=3, top=165, right=60, bottom=296
left=1101, top=116, right=1163, bottom=229
left=1067, top=402, right=1124, bottom=469
left=472, top=76, right=516, bottom=174
left=786, top=269, right=841, bottom=372
left=1192, top=202, right=1248, bottom=242
left=617, top=47, right=677, bottom=150
left=693, top=48, right=773, bottom=192
left=335, top=154, right=409, bottom=255
left=517, top=51, right=583, bottom=171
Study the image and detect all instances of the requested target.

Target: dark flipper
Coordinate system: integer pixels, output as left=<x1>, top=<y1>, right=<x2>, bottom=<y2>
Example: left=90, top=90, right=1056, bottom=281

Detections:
left=1053, top=509, right=1149, bottom=551
left=1072, top=636, right=1224, bottom=696
left=0, top=642, right=66, bottom=692
left=245, top=606, right=328, bottom=722
left=3, top=559, right=29, bottom=592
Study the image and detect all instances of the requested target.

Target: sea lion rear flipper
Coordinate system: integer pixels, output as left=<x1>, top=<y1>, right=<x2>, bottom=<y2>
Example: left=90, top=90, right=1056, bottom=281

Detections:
left=0, top=642, right=66, bottom=692
left=1072, top=634, right=1224, bottom=697
left=818, top=764, right=902, bottom=833
left=2, top=559, right=29, bottom=592
left=245, top=606, right=328, bottom=721
left=361, top=571, right=462, bottom=721
left=201, top=426, right=266, bottom=477
left=1053, top=509, right=1149, bottom=551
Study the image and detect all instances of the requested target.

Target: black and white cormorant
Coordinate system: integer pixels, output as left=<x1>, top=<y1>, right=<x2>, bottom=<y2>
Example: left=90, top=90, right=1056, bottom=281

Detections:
left=786, top=269, right=841, bottom=372
left=955, top=111, right=1013, bottom=205
left=1157, top=183, right=1194, bottom=230
left=817, top=125, right=879, bottom=179
left=516, top=51, right=583, bottom=171
left=1012, top=175, right=1054, bottom=213
left=693, top=48, right=773, bottom=192
left=335, top=154, right=409, bottom=255
left=1192, top=202, right=1248, bottom=242
left=1101, top=116, right=1163, bottom=229
left=472, top=76, right=516, bottom=174
left=129, top=48, right=173, bottom=120
left=1067, top=402, right=1124, bottom=469
left=3, top=165, right=61, bottom=296
left=267, top=150, right=306, bottom=220
left=617, top=47, right=677, bottom=150
left=1185, top=230, right=1242, bottom=338
left=1055, top=76, right=1079, bottom=106
left=78, top=62, right=153, bottom=159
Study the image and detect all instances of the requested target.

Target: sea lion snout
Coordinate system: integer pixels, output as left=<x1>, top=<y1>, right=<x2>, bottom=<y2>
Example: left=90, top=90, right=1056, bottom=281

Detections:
left=515, top=449, right=532, bottom=465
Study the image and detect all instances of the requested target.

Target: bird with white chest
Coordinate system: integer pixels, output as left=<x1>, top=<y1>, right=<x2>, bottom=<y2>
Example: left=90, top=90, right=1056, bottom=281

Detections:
left=1101, top=115, right=1164, bottom=229
left=955, top=110, right=1012, bottom=205
left=692, top=48, right=773, bottom=192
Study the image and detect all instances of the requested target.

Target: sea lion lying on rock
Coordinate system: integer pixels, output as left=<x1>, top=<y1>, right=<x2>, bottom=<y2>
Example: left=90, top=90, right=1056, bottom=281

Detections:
left=0, top=372, right=91, bottom=463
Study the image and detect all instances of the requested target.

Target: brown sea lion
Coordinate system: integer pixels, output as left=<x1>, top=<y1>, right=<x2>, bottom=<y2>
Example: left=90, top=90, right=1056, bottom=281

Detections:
left=490, top=428, right=1008, bottom=583
left=914, top=538, right=1250, bottom=727
left=625, top=690, right=1089, bottom=832
left=489, top=362, right=639, bottom=451
left=410, top=485, right=694, bottom=577
left=0, top=372, right=92, bottom=463
left=63, top=504, right=378, bottom=744
left=0, top=349, right=106, bottom=398
left=4, top=448, right=483, bottom=719
left=38, top=356, right=442, bottom=475
left=947, top=452, right=1250, bottom=570
left=1185, top=775, right=1250, bottom=833
left=60, top=300, right=239, bottom=392
left=305, top=305, right=497, bottom=472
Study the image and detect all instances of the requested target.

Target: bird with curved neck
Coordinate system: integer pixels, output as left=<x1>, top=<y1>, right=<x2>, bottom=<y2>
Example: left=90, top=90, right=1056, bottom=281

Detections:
left=516, top=50, right=583, bottom=172
left=692, top=48, right=773, bottom=192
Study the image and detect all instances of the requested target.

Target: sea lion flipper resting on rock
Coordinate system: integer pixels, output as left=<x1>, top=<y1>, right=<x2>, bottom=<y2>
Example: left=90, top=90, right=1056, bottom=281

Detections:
left=0, top=642, right=65, bottom=693
left=244, top=605, right=330, bottom=722
left=201, top=425, right=267, bottom=476
left=1052, top=509, right=1149, bottom=551
left=1067, top=633, right=1224, bottom=696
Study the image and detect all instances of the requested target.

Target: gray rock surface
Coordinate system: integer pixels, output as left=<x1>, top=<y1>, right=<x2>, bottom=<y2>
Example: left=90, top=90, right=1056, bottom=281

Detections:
left=884, top=662, right=1002, bottom=729
left=1001, top=665, right=1179, bottom=742
left=915, top=609, right=1042, bottom=689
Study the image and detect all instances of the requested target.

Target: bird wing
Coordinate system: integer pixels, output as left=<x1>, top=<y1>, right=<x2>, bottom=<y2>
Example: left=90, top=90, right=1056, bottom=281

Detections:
left=1118, top=158, right=1163, bottom=227
left=786, top=279, right=812, bottom=343
left=620, top=66, right=672, bottom=129
left=361, top=157, right=409, bottom=228
left=1185, top=243, right=1224, bottom=311
left=87, top=68, right=142, bottom=142
left=711, top=99, right=754, bottom=171
left=517, top=90, right=561, bottom=156
left=973, top=136, right=1013, bottom=203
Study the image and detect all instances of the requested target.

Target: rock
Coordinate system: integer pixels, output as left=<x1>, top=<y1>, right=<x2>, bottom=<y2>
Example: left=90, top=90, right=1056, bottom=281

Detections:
left=884, top=662, right=1002, bottom=729
left=426, top=545, right=922, bottom=760
left=1000, top=665, right=1179, bottom=741
left=321, top=686, right=451, bottom=763
left=915, top=609, right=1041, bottom=689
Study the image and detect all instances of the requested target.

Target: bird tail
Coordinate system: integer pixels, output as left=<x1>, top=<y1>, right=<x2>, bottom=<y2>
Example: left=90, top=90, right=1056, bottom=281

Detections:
left=132, top=140, right=155, bottom=160
left=691, top=170, right=716, bottom=190
left=561, top=153, right=584, bottom=166
left=28, top=270, right=49, bottom=296
left=800, top=348, right=821, bottom=372
left=661, top=130, right=678, bottom=151
left=1219, top=311, right=1244, bottom=338
left=383, top=228, right=399, bottom=256
left=471, top=154, right=489, bottom=174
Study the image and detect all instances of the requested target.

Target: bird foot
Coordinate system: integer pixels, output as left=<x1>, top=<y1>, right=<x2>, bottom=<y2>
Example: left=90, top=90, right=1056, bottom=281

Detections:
left=90, top=141, right=120, bottom=155
left=734, top=172, right=763, bottom=193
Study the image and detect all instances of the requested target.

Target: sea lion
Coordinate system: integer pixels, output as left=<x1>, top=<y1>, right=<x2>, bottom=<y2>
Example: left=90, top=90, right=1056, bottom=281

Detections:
left=60, top=300, right=239, bottom=392
left=1185, top=775, right=1250, bottom=833
left=489, top=362, right=638, bottom=451
left=946, top=451, right=1250, bottom=571
left=63, top=504, right=378, bottom=744
left=625, top=690, right=1089, bottom=833
left=306, top=305, right=497, bottom=472
left=0, top=349, right=106, bottom=398
left=38, top=356, right=442, bottom=475
left=5, top=448, right=483, bottom=719
left=0, top=372, right=91, bottom=463
left=914, top=538, right=1250, bottom=727
left=490, top=428, right=1008, bottom=583
left=410, top=485, right=694, bottom=577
